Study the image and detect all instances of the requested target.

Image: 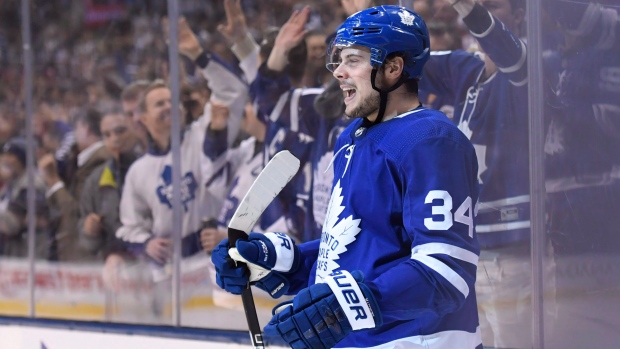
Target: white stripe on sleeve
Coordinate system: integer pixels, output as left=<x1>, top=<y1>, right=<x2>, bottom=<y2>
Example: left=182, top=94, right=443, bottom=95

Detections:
left=411, top=243, right=479, bottom=266
left=411, top=254, right=470, bottom=298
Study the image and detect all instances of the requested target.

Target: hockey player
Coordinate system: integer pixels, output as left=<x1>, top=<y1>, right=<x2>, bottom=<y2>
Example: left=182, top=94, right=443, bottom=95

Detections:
left=213, top=5, right=482, bottom=349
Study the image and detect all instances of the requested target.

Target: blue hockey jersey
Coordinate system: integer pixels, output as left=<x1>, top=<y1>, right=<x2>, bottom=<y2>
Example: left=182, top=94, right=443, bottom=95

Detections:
left=288, top=108, right=482, bottom=349
left=420, top=8, right=530, bottom=248
left=307, top=114, right=353, bottom=242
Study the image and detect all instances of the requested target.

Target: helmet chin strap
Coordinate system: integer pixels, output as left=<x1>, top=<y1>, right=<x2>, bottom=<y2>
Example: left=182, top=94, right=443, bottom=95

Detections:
left=364, top=69, right=408, bottom=127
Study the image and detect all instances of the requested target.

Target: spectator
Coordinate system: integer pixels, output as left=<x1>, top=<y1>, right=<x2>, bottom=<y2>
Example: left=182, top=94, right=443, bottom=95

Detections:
left=120, top=79, right=150, bottom=153
left=419, top=0, right=549, bottom=348
left=0, top=138, right=52, bottom=259
left=33, top=103, right=75, bottom=181
left=0, top=106, right=21, bottom=148
left=302, top=30, right=331, bottom=88
left=428, top=20, right=462, bottom=52
left=115, top=16, right=248, bottom=284
left=39, top=108, right=110, bottom=261
left=542, top=2, right=620, bottom=348
left=181, top=81, right=211, bottom=123
left=201, top=101, right=266, bottom=253
left=253, top=6, right=324, bottom=239
left=78, top=106, right=140, bottom=262
left=71, top=109, right=111, bottom=196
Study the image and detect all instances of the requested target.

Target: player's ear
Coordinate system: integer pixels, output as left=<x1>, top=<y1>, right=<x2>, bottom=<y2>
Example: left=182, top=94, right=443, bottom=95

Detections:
left=383, top=56, right=405, bottom=83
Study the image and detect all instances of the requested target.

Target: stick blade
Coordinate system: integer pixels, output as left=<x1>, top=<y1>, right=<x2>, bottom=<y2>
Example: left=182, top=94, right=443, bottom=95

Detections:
left=228, top=150, right=300, bottom=234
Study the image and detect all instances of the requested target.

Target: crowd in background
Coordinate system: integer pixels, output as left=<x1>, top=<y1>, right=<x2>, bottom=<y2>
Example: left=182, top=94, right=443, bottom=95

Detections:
left=0, top=0, right=618, bottom=348
left=0, top=0, right=475, bottom=263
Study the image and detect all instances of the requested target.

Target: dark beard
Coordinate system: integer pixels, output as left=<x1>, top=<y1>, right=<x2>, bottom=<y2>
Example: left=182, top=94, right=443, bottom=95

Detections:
left=344, top=89, right=381, bottom=119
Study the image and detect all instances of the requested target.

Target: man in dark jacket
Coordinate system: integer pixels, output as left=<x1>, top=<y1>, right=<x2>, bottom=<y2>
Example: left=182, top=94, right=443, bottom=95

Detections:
left=79, top=106, right=141, bottom=262
left=38, top=108, right=111, bottom=261
left=0, top=138, right=52, bottom=259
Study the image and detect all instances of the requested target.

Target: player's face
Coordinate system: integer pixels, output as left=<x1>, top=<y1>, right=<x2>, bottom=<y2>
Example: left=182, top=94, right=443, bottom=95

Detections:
left=101, top=113, right=132, bottom=158
left=332, top=47, right=380, bottom=119
left=141, top=87, right=172, bottom=139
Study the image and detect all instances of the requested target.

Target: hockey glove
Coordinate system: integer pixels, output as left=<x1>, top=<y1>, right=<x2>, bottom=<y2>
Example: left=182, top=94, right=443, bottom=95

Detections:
left=211, top=232, right=300, bottom=298
left=264, top=270, right=383, bottom=349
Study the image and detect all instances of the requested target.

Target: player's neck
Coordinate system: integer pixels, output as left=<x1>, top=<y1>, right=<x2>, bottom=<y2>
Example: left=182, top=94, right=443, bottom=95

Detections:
left=381, top=91, right=421, bottom=123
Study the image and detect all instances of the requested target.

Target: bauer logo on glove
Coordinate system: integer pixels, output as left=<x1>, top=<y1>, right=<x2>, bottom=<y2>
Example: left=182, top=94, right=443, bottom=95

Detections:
left=264, top=270, right=383, bottom=349
left=211, top=232, right=300, bottom=298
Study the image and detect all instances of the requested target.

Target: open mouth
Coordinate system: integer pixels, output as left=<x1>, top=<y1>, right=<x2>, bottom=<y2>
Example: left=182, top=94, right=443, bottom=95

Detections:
left=343, top=88, right=356, bottom=104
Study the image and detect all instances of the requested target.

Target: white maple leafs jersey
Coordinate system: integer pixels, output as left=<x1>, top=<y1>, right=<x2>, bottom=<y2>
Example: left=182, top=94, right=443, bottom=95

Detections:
left=116, top=54, right=248, bottom=258
left=292, top=108, right=482, bottom=348
left=204, top=135, right=264, bottom=231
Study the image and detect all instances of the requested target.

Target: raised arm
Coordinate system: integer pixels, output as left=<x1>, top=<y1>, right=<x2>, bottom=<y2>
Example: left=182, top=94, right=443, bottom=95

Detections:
left=167, top=16, right=249, bottom=145
left=452, top=0, right=527, bottom=84
left=218, top=0, right=260, bottom=83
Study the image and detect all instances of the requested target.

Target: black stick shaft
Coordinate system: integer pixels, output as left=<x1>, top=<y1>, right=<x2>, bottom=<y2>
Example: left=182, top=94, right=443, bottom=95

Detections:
left=229, top=227, right=265, bottom=349
left=241, top=287, right=265, bottom=348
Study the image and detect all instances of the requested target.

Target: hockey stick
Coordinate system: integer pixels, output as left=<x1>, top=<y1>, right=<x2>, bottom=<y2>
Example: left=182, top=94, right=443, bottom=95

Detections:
left=228, top=150, right=300, bottom=349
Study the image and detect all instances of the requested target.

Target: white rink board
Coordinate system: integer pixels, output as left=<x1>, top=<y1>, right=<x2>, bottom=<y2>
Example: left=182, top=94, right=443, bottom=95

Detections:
left=0, top=325, right=288, bottom=349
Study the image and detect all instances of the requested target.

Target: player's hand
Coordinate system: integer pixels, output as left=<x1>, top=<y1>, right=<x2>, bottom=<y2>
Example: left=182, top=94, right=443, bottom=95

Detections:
left=211, top=238, right=249, bottom=294
left=208, top=99, right=230, bottom=131
left=211, top=232, right=300, bottom=298
left=264, top=270, right=383, bottom=349
left=200, top=227, right=226, bottom=253
left=217, top=0, right=248, bottom=44
left=162, top=16, right=203, bottom=61
left=145, top=237, right=172, bottom=265
left=83, top=213, right=103, bottom=237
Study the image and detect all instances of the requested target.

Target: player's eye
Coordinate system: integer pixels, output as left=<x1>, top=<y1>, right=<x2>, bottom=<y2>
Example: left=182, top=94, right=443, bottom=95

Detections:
left=344, top=57, right=359, bottom=67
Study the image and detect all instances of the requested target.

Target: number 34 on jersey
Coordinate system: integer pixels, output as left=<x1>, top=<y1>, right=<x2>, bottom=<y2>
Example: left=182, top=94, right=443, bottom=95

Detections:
left=424, top=190, right=478, bottom=238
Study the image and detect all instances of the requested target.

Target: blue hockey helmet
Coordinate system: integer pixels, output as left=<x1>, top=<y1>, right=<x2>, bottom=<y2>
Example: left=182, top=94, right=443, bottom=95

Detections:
left=326, top=5, right=430, bottom=80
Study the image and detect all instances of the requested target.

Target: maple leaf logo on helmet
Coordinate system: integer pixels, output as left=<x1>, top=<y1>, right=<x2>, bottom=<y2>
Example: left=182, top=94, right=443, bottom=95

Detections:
left=398, top=10, right=415, bottom=26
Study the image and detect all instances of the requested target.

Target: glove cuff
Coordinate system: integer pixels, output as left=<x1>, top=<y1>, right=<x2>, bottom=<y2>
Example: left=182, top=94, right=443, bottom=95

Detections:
left=264, top=232, right=301, bottom=273
left=324, top=270, right=383, bottom=330
left=254, top=271, right=291, bottom=298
